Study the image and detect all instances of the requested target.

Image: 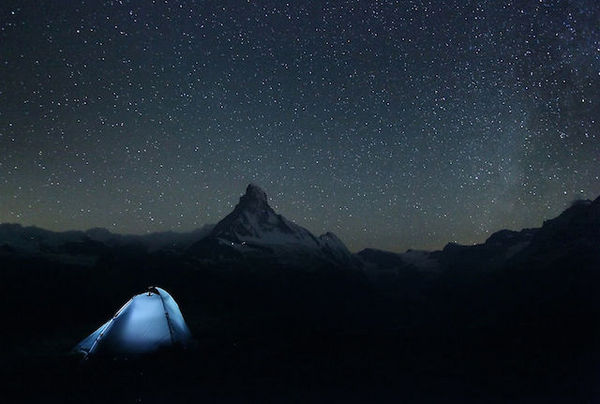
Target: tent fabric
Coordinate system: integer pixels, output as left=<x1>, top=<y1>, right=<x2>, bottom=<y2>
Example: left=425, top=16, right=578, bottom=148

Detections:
left=75, top=287, right=192, bottom=356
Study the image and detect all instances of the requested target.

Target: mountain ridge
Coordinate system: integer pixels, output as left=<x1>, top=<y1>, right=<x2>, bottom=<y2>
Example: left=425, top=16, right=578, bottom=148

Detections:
left=0, top=222, right=214, bottom=254
left=358, top=195, right=600, bottom=274
left=1, top=187, right=599, bottom=273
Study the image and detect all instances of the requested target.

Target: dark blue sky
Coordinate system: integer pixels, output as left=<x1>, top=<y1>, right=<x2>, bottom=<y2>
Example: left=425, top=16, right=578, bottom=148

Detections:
left=1, top=0, right=599, bottom=252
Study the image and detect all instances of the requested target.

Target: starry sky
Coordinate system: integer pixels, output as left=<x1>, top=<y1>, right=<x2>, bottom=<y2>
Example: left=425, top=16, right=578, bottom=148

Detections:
left=1, top=0, right=599, bottom=252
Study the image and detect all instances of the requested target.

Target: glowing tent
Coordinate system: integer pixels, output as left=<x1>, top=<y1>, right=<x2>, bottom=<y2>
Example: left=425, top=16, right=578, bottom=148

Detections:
left=75, top=286, right=192, bottom=357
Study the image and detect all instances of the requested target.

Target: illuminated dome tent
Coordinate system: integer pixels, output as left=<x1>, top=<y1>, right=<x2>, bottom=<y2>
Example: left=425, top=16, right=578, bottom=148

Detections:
left=75, top=286, right=192, bottom=357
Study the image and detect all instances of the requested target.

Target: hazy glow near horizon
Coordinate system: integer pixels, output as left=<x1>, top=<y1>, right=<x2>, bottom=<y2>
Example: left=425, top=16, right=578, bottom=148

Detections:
left=1, top=1, right=599, bottom=252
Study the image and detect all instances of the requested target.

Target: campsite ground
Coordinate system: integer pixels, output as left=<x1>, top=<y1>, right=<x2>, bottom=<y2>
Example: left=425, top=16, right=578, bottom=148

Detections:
left=1, top=250, right=599, bottom=403
left=4, top=331, right=598, bottom=403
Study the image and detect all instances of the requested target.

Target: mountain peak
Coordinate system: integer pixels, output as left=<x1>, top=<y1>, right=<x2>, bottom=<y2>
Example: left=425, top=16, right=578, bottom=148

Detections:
left=187, top=184, right=356, bottom=267
left=244, top=183, right=268, bottom=203
left=194, top=184, right=325, bottom=251
left=236, top=183, right=270, bottom=212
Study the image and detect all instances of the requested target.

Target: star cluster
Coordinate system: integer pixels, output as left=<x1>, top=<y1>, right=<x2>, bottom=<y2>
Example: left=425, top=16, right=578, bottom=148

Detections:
left=1, top=0, right=599, bottom=252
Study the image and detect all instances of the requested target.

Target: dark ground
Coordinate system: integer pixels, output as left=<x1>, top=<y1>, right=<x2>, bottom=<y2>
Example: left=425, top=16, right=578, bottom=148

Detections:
left=1, top=248, right=599, bottom=403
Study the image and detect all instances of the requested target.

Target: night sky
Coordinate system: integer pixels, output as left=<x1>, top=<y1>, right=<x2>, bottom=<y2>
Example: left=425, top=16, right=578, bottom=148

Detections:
left=1, top=1, right=599, bottom=252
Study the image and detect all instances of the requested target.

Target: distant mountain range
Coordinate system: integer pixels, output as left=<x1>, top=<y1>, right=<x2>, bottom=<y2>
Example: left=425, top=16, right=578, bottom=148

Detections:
left=0, top=222, right=214, bottom=255
left=1, top=185, right=599, bottom=274
left=361, top=196, right=600, bottom=278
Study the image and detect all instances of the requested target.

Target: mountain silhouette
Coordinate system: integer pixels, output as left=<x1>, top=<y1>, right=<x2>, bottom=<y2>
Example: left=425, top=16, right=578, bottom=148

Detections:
left=1, top=187, right=599, bottom=274
left=188, top=184, right=355, bottom=267
left=359, top=195, right=600, bottom=275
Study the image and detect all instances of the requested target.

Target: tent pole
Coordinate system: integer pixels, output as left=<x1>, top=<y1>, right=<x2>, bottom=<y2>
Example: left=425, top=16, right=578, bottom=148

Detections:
left=85, top=297, right=133, bottom=358
left=157, top=290, right=176, bottom=344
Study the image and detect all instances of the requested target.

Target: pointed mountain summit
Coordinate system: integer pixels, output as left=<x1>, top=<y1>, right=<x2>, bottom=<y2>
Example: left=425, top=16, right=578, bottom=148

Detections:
left=189, top=184, right=355, bottom=267
left=240, top=183, right=269, bottom=208
left=207, top=183, right=320, bottom=247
